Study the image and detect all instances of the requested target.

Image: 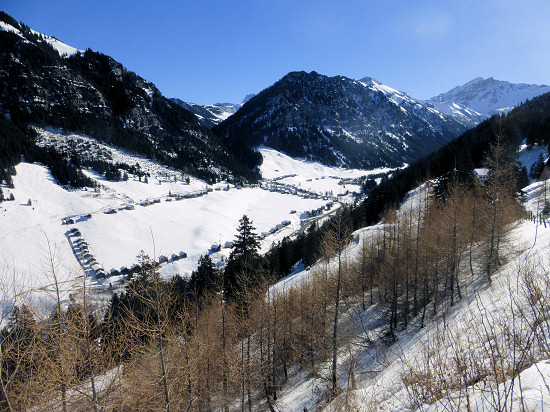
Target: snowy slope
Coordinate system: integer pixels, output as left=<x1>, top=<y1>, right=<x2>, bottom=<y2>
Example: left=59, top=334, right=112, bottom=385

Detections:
left=427, top=100, right=486, bottom=128
left=30, top=29, right=81, bottom=57
left=270, top=177, right=550, bottom=411
left=0, top=20, right=81, bottom=57
left=430, top=77, right=550, bottom=117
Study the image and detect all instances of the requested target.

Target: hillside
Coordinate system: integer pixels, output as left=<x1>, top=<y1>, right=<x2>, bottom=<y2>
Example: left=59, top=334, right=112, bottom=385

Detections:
left=272, top=178, right=550, bottom=410
left=0, top=12, right=254, bottom=183
left=213, top=71, right=468, bottom=170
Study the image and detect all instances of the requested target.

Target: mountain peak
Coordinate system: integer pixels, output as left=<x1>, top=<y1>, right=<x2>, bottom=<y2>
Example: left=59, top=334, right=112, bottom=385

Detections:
left=430, top=77, right=550, bottom=117
left=214, top=70, right=467, bottom=169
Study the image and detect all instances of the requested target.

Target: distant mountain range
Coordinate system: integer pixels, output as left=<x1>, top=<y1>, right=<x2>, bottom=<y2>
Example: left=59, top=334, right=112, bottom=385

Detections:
left=429, top=77, right=550, bottom=118
left=171, top=95, right=255, bottom=128
left=2, top=10, right=550, bottom=180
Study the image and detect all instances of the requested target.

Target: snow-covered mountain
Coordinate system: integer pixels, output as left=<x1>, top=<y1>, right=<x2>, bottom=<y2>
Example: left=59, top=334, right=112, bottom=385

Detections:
left=0, top=12, right=254, bottom=182
left=171, top=99, right=242, bottom=128
left=214, top=71, right=468, bottom=169
left=171, top=94, right=257, bottom=128
left=429, top=77, right=550, bottom=119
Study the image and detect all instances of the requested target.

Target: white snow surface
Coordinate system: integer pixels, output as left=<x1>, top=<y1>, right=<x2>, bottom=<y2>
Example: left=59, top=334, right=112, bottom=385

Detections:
left=0, top=21, right=81, bottom=57
left=0, top=21, right=26, bottom=39
left=517, top=141, right=548, bottom=179
left=31, top=29, right=81, bottom=57
left=259, top=146, right=395, bottom=195
left=1, top=140, right=383, bottom=319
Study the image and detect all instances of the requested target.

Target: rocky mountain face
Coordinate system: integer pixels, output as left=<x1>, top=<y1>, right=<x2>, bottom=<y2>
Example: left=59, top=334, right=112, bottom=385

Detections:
left=171, top=94, right=256, bottom=128
left=429, top=77, right=550, bottom=118
left=214, top=71, right=468, bottom=169
left=0, top=12, right=254, bottom=182
left=171, top=99, right=242, bottom=128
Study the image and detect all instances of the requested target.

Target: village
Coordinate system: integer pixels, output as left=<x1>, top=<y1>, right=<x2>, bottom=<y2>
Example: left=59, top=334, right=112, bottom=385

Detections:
left=58, top=173, right=354, bottom=284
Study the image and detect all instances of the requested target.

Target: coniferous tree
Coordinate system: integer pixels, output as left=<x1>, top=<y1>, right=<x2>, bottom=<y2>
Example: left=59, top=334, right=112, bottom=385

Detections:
left=530, top=153, right=545, bottom=179
left=224, top=215, right=263, bottom=303
left=188, top=255, right=220, bottom=302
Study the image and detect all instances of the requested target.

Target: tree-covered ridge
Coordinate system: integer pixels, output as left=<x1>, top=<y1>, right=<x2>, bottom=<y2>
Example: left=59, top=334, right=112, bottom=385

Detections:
left=0, top=12, right=259, bottom=184
left=361, top=92, right=550, bottom=226
left=213, top=71, right=468, bottom=170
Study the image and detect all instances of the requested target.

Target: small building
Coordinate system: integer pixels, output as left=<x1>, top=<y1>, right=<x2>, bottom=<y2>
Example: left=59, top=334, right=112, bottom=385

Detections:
left=474, top=168, right=490, bottom=183
left=159, top=255, right=169, bottom=264
left=224, top=241, right=234, bottom=249
left=211, top=244, right=221, bottom=252
left=91, top=263, right=104, bottom=276
left=179, top=251, right=187, bottom=258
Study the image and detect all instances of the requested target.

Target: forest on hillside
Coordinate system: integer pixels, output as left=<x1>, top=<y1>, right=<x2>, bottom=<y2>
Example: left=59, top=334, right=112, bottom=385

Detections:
left=3, top=135, right=543, bottom=410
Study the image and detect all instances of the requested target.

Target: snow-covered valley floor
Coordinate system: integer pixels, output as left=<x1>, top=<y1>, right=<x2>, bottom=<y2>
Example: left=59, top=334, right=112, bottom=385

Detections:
left=0, top=140, right=383, bottom=318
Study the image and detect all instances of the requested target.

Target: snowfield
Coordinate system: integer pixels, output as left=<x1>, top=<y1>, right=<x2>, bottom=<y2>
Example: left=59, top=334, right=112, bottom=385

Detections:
left=0, top=141, right=379, bottom=318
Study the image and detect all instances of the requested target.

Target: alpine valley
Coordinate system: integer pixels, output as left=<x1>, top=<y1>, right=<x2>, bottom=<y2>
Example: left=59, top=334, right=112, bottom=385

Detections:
left=2, top=9, right=550, bottom=412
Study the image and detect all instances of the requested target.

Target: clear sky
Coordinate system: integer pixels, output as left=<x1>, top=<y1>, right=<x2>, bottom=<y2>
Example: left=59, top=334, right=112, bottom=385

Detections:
left=3, top=0, right=550, bottom=105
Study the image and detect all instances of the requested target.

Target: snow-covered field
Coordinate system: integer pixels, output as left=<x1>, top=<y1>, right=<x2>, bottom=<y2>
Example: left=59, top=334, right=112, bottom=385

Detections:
left=259, top=147, right=394, bottom=196
left=0, top=138, right=381, bottom=317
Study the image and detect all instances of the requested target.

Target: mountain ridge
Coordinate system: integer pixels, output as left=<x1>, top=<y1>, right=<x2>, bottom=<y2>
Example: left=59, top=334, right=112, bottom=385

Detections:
left=429, top=76, right=550, bottom=118
left=214, top=70, right=469, bottom=170
left=0, top=11, right=256, bottom=183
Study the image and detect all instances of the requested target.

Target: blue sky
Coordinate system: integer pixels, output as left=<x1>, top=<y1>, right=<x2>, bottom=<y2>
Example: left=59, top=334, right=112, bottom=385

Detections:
left=3, top=1, right=550, bottom=105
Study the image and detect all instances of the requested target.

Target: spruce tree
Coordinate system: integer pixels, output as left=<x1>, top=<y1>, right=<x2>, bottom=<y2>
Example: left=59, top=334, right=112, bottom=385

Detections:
left=188, top=255, right=220, bottom=302
left=530, top=153, right=545, bottom=179
left=224, top=215, right=263, bottom=303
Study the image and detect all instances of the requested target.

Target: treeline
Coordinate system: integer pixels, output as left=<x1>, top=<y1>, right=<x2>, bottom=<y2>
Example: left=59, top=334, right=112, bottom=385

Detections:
left=0, top=118, right=96, bottom=190
left=0, top=140, right=525, bottom=409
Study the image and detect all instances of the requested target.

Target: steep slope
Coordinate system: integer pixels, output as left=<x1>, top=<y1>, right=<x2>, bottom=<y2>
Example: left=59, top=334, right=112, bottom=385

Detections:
left=214, top=71, right=468, bottom=170
left=426, top=99, right=486, bottom=128
left=0, top=12, right=254, bottom=183
left=362, top=90, right=550, bottom=226
left=430, top=77, right=550, bottom=118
